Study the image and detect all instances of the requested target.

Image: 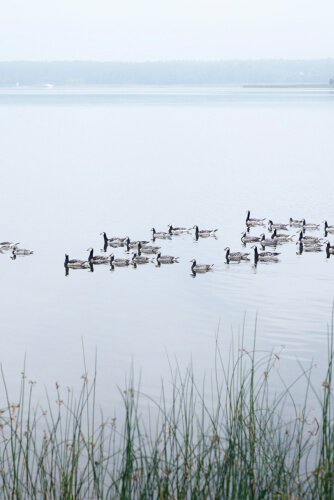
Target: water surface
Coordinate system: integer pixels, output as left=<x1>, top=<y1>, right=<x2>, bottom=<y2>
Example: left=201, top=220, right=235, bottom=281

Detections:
left=0, top=85, right=333, bottom=411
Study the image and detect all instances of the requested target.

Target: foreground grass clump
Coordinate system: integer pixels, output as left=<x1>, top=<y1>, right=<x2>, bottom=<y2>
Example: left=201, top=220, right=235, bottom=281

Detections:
left=1, top=331, right=334, bottom=499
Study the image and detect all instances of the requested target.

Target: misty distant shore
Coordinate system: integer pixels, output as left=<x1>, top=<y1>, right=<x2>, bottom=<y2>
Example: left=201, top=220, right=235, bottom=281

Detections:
left=0, top=60, right=333, bottom=86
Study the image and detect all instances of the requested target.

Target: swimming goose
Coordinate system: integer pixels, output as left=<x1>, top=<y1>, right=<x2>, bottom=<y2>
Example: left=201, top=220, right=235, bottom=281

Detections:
left=245, top=211, right=265, bottom=226
left=151, top=228, right=171, bottom=239
left=131, top=253, right=151, bottom=264
left=224, top=247, right=250, bottom=261
left=289, top=218, right=303, bottom=226
left=87, top=247, right=110, bottom=264
left=109, top=254, right=130, bottom=266
left=259, top=234, right=282, bottom=247
left=270, top=229, right=294, bottom=241
left=192, top=225, right=218, bottom=238
left=241, top=232, right=261, bottom=244
left=190, top=259, right=213, bottom=273
left=297, top=230, right=322, bottom=244
left=156, top=252, right=179, bottom=263
left=100, top=232, right=127, bottom=246
left=0, top=241, right=15, bottom=247
left=301, top=219, right=320, bottom=230
left=138, top=243, right=161, bottom=254
left=12, top=246, right=33, bottom=255
left=168, top=224, right=190, bottom=235
left=251, top=245, right=280, bottom=261
left=109, top=238, right=128, bottom=247
left=323, top=221, right=334, bottom=233
left=324, top=241, right=334, bottom=254
left=0, top=241, right=20, bottom=250
left=64, top=253, right=89, bottom=268
left=296, top=241, right=323, bottom=253
left=268, top=220, right=288, bottom=231
left=124, top=237, right=150, bottom=250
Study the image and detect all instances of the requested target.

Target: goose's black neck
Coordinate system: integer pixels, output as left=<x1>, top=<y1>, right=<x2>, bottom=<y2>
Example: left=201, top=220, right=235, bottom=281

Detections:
left=88, top=248, right=94, bottom=261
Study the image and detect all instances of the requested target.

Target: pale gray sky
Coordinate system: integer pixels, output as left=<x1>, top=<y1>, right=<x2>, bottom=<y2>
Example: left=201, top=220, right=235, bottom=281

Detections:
left=1, top=0, right=333, bottom=61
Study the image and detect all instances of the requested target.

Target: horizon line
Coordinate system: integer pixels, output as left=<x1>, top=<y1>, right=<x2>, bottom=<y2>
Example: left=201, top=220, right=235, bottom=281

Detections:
left=1, top=58, right=333, bottom=63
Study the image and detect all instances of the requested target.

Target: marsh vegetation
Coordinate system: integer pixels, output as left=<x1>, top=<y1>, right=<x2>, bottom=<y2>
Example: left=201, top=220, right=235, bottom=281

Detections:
left=1, top=326, right=334, bottom=499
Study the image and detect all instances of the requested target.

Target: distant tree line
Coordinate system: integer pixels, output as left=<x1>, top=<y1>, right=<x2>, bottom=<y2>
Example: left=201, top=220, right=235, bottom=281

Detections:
left=0, top=60, right=333, bottom=85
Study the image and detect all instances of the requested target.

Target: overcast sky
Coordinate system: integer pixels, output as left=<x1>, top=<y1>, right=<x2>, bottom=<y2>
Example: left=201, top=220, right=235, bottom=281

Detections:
left=1, top=0, right=333, bottom=61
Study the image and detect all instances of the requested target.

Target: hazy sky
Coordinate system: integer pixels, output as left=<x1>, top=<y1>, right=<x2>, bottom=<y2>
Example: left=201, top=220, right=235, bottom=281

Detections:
left=1, top=0, right=333, bottom=61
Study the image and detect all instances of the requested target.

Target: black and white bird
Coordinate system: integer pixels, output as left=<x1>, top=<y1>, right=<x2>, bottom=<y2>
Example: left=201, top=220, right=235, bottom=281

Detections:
left=251, top=245, right=280, bottom=262
left=109, top=254, right=130, bottom=266
left=296, top=241, right=322, bottom=254
left=136, top=242, right=161, bottom=254
left=323, top=221, right=334, bottom=233
left=301, top=219, right=320, bottom=230
left=268, top=220, right=288, bottom=231
left=87, top=247, right=109, bottom=264
left=271, top=229, right=294, bottom=241
left=100, top=232, right=127, bottom=246
left=131, top=253, right=151, bottom=264
left=12, top=246, right=33, bottom=255
left=192, top=225, right=218, bottom=238
left=190, top=259, right=214, bottom=273
left=125, top=237, right=150, bottom=249
left=324, top=240, right=334, bottom=255
left=156, top=252, right=179, bottom=264
left=297, top=230, right=322, bottom=244
left=151, top=228, right=171, bottom=239
left=289, top=218, right=303, bottom=226
left=245, top=210, right=265, bottom=226
left=259, top=234, right=282, bottom=247
left=224, top=247, right=250, bottom=261
left=168, top=224, right=190, bottom=235
left=240, top=232, right=261, bottom=244
left=0, top=241, right=20, bottom=250
left=260, top=233, right=283, bottom=248
left=64, top=253, right=89, bottom=268
left=109, top=238, right=128, bottom=247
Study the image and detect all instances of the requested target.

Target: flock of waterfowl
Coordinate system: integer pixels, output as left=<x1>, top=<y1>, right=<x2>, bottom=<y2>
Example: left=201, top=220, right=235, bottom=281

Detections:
left=228, top=211, right=334, bottom=264
left=63, top=224, right=217, bottom=275
left=61, top=211, right=332, bottom=274
left=2, top=212, right=334, bottom=274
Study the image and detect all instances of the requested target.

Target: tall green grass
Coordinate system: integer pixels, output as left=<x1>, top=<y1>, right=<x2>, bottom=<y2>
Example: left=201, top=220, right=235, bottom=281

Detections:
left=1, top=327, right=334, bottom=499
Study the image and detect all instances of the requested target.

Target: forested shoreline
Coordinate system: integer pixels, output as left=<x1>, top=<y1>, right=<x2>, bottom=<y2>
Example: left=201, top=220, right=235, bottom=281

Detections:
left=0, top=60, right=333, bottom=85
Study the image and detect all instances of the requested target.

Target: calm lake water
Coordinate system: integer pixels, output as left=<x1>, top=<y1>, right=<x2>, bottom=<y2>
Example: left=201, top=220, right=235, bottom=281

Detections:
left=1, top=85, right=334, bottom=412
